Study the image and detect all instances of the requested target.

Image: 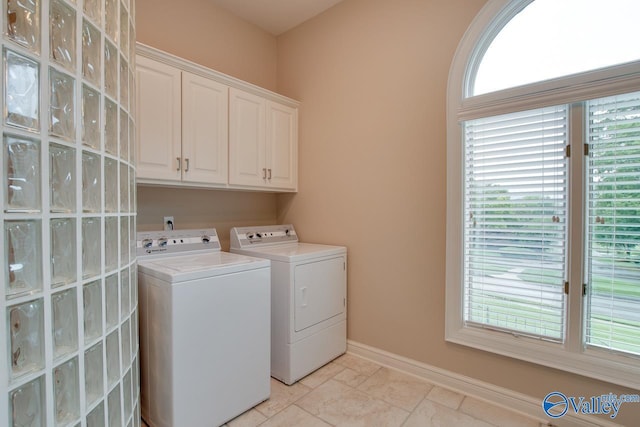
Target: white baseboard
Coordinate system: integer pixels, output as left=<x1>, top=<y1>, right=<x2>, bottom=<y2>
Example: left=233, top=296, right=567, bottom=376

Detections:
left=347, top=340, right=622, bottom=427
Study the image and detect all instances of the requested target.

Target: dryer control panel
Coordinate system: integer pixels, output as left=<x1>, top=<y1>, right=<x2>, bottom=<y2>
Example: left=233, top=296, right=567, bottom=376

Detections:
left=230, top=224, right=298, bottom=249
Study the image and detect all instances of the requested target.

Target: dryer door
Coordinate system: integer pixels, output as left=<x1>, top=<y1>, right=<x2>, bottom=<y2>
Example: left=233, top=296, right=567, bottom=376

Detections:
left=294, top=256, right=346, bottom=332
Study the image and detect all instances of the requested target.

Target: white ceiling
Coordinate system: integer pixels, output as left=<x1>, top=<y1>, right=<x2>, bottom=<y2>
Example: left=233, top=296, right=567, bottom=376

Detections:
left=208, top=0, right=345, bottom=35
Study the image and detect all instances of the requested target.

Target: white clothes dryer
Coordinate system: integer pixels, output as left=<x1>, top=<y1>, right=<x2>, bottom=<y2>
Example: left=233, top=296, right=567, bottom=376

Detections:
left=230, top=224, right=346, bottom=385
left=137, top=229, right=270, bottom=427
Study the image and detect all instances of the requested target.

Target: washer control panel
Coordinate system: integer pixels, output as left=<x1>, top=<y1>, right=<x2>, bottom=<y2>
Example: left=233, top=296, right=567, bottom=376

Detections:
left=136, top=228, right=220, bottom=257
left=230, top=224, right=298, bottom=249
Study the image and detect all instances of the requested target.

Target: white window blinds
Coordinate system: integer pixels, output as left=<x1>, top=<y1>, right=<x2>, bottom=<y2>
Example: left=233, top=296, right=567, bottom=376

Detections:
left=463, top=106, right=568, bottom=341
left=585, top=91, right=640, bottom=355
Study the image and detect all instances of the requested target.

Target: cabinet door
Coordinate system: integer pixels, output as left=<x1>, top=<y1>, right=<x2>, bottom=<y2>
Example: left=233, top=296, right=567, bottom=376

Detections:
left=181, top=72, right=229, bottom=185
left=135, top=56, right=181, bottom=181
left=266, top=101, right=297, bottom=191
left=229, top=88, right=266, bottom=187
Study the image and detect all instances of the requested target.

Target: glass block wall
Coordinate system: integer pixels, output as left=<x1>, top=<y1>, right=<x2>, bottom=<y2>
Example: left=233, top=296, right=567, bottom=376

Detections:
left=1, top=0, right=138, bottom=426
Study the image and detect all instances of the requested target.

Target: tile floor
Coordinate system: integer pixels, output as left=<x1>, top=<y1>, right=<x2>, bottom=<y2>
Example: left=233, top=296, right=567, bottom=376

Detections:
left=220, top=353, right=548, bottom=427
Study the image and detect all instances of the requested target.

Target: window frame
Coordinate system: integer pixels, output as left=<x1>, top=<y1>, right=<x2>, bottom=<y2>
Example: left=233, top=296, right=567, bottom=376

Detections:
left=446, top=0, right=640, bottom=389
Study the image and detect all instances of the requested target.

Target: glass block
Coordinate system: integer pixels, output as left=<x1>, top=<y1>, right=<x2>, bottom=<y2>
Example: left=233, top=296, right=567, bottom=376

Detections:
left=4, top=134, right=41, bottom=212
left=130, top=267, right=137, bottom=308
left=120, top=267, right=129, bottom=319
left=82, top=19, right=101, bottom=87
left=123, top=369, right=132, bottom=421
left=82, top=84, right=101, bottom=149
left=50, top=0, right=76, bottom=71
left=104, top=41, right=117, bottom=99
left=120, top=319, right=131, bottom=374
left=82, top=151, right=101, bottom=212
left=104, top=158, right=118, bottom=213
left=119, top=109, right=129, bottom=162
left=83, top=280, right=102, bottom=343
left=119, top=57, right=128, bottom=110
left=132, top=356, right=138, bottom=397
left=50, top=143, right=76, bottom=213
left=131, top=309, right=137, bottom=351
left=119, top=162, right=128, bottom=213
left=49, top=67, right=76, bottom=140
left=105, top=274, right=119, bottom=330
left=129, top=21, right=135, bottom=62
left=105, top=218, right=118, bottom=272
left=85, top=342, right=104, bottom=408
left=4, top=49, right=39, bottom=130
left=84, top=0, right=102, bottom=25
left=82, top=217, right=101, bottom=278
left=119, top=216, right=129, bottom=266
left=107, top=384, right=121, bottom=427
left=54, top=357, right=80, bottom=425
left=8, top=299, right=44, bottom=379
left=9, top=375, right=45, bottom=427
left=120, top=4, right=128, bottom=55
left=87, top=401, right=105, bottom=427
left=129, top=117, right=135, bottom=165
left=105, top=0, right=118, bottom=43
left=5, top=220, right=42, bottom=299
left=104, top=98, right=118, bottom=155
left=129, top=213, right=136, bottom=260
left=106, top=330, right=120, bottom=387
left=50, top=218, right=77, bottom=287
left=52, top=288, right=78, bottom=358
left=7, top=0, right=41, bottom=52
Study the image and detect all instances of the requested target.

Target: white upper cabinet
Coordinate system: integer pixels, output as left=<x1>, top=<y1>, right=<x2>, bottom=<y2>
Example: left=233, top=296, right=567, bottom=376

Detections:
left=181, top=72, right=228, bottom=185
left=229, top=88, right=297, bottom=191
left=135, top=56, right=182, bottom=182
left=266, top=101, right=297, bottom=190
left=135, top=44, right=298, bottom=192
left=136, top=55, right=228, bottom=186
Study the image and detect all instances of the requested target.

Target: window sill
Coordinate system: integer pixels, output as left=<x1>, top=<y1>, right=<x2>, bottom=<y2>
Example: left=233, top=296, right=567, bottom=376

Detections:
left=445, top=324, right=640, bottom=390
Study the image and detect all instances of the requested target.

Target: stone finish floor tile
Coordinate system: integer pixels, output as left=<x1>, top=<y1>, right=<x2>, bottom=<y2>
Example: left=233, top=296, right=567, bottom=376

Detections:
left=297, top=379, right=409, bottom=427
left=403, top=399, right=495, bottom=427
left=260, top=405, right=332, bottom=427
left=460, top=396, right=541, bottom=427
left=226, top=408, right=267, bottom=427
left=426, top=385, right=465, bottom=410
left=254, top=378, right=312, bottom=418
left=357, top=367, right=433, bottom=411
left=300, top=361, right=346, bottom=389
left=333, top=367, right=371, bottom=388
left=333, top=353, right=381, bottom=376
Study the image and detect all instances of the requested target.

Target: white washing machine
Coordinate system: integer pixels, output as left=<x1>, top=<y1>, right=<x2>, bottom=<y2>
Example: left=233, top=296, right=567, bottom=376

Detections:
left=136, top=228, right=271, bottom=427
left=230, top=224, right=346, bottom=385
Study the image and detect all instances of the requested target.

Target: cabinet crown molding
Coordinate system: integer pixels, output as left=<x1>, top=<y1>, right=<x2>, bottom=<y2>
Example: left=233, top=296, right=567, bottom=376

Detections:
left=136, top=42, right=300, bottom=108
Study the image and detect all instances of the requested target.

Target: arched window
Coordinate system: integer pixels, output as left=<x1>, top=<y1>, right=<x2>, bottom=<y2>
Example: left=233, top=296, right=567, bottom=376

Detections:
left=446, top=0, right=640, bottom=389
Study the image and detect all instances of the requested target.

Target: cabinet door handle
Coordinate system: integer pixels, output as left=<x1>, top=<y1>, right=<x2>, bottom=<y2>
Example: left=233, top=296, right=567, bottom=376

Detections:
left=184, top=158, right=190, bottom=172
left=262, top=168, right=267, bottom=180
left=267, top=168, right=272, bottom=180
left=176, top=157, right=181, bottom=171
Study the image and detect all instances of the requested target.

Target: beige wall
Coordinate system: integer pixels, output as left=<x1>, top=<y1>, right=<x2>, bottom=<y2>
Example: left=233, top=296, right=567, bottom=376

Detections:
left=136, top=186, right=277, bottom=250
left=135, top=0, right=279, bottom=243
left=275, top=0, right=639, bottom=424
left=136, top=0, right=278, bottom=91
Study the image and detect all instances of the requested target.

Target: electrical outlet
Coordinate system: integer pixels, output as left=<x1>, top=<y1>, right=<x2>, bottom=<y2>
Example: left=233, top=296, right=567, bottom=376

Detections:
left=164, top=216, right=174, bottom=231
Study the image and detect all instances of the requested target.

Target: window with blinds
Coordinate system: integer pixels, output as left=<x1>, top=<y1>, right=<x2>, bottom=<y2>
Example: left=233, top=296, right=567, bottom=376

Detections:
left=463, top=106, right=568, bottom=341
left=585, top=91, right=640, bottom=355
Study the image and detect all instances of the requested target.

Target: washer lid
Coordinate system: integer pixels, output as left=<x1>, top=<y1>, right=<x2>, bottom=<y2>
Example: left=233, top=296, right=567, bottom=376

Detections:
left=137, top=251, right=270, bottom=283
left=233, top=242, right=346, bottom=263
